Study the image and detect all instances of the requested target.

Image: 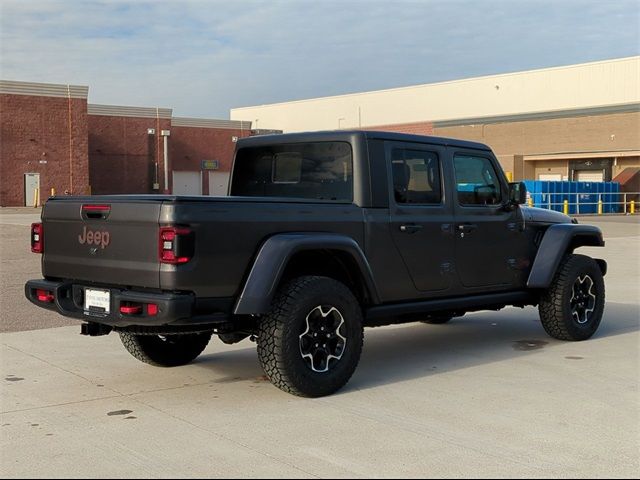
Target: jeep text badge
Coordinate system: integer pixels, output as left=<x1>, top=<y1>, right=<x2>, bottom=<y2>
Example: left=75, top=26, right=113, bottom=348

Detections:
left=78, top=226, right=110, bottom=249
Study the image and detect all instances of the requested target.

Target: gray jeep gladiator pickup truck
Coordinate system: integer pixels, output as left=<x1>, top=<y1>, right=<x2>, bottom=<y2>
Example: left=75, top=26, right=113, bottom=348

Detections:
left=26, top=130, right=607, bottom=397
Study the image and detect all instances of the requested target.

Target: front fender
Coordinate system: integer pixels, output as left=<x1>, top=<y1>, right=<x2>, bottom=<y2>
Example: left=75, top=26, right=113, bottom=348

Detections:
left=527, top=224, right=605, bottom=289
left=234, top=233, right=379, bottom=315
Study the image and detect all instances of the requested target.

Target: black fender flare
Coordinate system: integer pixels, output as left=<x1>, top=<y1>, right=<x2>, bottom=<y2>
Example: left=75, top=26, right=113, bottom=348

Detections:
left=527, top=224, right=606, bottom=289
left=233, top=233, right=380, bottom=315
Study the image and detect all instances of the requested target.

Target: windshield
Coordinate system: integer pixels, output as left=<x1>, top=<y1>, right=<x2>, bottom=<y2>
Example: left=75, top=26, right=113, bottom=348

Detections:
left=230, top=141, right=353, bottom=202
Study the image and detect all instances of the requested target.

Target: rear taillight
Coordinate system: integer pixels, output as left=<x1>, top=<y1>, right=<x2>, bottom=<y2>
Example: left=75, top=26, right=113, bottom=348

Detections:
left=159, top=227, right=194, bottom=264
left=31, top=223, right=43, bottom=253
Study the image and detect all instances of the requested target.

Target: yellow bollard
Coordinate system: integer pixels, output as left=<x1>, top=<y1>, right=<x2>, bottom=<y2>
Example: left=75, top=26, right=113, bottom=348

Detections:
left=51, top=187, right=56, bottom=197
left=631, top=200, right=636, bottom=215
left=33, top=188, right=39, bottom=208
left=505, top=171, right=513, bottom=182
left=597, top=198, right=603, bottom=215
left=527, top=197, right=533, bottom=207
left=563, top=199, right=569, bottom=215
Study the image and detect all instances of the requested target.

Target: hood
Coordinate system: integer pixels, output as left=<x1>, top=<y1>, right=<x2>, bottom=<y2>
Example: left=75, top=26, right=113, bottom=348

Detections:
left=521, top=206, right=572, bottom=224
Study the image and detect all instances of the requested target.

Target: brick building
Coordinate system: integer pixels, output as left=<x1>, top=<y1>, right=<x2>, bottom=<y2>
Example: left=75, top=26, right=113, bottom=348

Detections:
left=4, top=58, right=639, bottom=206
left=0, top=82, right=90, bottom=206
left=231, top=56, right=640, bottom=185
left=0, top=80, right=251, bottom=206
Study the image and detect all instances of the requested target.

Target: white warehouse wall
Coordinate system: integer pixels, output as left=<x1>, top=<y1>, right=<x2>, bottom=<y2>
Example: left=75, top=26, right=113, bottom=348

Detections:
left=230, top=56, right=640, bottom=133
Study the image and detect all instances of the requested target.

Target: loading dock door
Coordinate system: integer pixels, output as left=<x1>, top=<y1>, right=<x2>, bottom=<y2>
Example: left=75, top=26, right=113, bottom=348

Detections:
left=575, top=170, right=604, bottom=182
left=538, top=173, right=562, bottom=181
left=172, top=171, right=202, bottom=195
left=208, top=171, right=230, bottom=196
left=24, top=173, right=40, bottom=206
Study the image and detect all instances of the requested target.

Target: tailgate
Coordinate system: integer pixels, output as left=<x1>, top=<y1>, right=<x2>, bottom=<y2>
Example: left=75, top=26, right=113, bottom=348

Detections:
left=42, top=199, right=163, bottom=289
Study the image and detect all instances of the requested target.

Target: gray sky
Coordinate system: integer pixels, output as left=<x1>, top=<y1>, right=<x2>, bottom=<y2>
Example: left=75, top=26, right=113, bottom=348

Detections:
left=1, top=0, right=638, bottom=118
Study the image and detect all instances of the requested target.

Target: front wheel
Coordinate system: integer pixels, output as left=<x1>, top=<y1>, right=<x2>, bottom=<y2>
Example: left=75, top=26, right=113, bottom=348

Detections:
left=539, top=254, right=605, bottom=341
left=257, top=276, right=364, bottom=397
left=119, top=332, right=212, bottom=367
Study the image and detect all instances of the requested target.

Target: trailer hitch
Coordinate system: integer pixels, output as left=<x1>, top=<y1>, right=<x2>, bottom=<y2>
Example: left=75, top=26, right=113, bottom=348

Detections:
left=80, top=322, right=113, bottom=337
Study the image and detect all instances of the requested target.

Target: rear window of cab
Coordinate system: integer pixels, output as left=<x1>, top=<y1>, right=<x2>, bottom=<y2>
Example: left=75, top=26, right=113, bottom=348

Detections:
left=230, top=142, right=353, bottom=202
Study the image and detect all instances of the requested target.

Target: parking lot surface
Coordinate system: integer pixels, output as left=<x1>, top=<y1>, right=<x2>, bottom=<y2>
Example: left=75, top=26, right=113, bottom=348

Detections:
left=1, top=209, right=638, bottom=478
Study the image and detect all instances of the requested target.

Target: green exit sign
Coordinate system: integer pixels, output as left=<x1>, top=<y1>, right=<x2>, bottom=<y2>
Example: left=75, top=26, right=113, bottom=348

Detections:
left=201, top=160, right=219, bottom=170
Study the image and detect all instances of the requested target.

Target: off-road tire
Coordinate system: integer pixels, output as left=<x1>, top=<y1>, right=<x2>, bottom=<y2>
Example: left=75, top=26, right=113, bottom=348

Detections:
left=539, top=254, right=605, bottom=341
left=257, top=276, right=364, bottom=397
left=119, top=332, right=212, bottom=367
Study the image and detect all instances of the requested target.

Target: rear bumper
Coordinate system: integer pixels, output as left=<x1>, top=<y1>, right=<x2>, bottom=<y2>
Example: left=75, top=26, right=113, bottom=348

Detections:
left=25, top=279, right=228, bottom=328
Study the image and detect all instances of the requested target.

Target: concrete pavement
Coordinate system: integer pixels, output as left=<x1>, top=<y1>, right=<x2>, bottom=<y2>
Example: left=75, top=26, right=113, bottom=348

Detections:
left=0, top=208, right=78, bottom=332
left=2, top=306, right=638, bottom=478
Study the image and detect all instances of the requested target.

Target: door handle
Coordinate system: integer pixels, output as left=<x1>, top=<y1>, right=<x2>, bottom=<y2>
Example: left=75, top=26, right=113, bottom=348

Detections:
left=399, top=223, right=423, bottom=234
left=457, top=224, right=478, bottom=235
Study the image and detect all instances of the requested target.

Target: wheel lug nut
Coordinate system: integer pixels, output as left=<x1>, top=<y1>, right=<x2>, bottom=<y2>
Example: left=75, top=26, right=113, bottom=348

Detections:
left=326, top=334, right=330, bottom=338
left=315, top=343, right=319, bottom=347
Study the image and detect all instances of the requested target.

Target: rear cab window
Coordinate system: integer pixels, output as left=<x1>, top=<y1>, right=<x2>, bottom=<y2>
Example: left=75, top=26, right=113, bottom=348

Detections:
left=230, top=142, right=353, bottom=202
left=390, top=148, right=442, bottom=205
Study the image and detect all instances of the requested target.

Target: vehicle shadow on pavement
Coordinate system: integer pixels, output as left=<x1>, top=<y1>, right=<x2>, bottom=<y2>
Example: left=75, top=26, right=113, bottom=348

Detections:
left=192, top=302, right=638, bottom=392
left=347, top=302, right=639, bottom=392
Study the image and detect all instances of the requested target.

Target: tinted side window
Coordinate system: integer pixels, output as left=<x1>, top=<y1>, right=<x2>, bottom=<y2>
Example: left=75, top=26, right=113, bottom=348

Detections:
left=391, top=148, right=441, bottom=204
left=230, top=142, right=353, bottom=202
left=454, top=155, right=502, bottom=206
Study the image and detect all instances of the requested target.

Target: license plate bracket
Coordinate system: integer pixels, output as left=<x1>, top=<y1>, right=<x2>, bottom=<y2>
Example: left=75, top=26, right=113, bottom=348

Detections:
left=84, top=288, right=111, bottom=314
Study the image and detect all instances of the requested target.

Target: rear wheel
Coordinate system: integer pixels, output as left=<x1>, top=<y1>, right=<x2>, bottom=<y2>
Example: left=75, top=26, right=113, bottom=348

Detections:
left=257, top=276, right=364, bottom=397
left=119, top=332, right=212, bottom=367
left=539, top=254, right=605, bottom=341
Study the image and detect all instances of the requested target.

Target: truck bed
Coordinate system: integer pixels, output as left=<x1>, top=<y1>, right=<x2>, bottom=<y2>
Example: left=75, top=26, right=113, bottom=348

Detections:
left=41, top=195, right=365, bottom=298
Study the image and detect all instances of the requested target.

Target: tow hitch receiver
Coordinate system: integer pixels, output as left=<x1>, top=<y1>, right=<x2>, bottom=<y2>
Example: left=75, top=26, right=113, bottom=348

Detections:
left=81, top=322, right=113, bottom=337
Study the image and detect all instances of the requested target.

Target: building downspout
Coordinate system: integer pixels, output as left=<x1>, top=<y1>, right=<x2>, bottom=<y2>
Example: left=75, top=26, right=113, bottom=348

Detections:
left=162, top=130, right=170, bottom=193
left=155, top=108, right=161, bottom=190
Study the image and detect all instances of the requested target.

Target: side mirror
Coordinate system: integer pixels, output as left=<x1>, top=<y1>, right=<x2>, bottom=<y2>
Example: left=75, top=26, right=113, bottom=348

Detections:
left=508, top=182, right=527, bottom=205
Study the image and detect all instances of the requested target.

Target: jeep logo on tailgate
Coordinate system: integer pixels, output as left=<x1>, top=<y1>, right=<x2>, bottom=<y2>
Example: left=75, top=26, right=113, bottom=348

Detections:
left=78, top=226, right=110, bottom=249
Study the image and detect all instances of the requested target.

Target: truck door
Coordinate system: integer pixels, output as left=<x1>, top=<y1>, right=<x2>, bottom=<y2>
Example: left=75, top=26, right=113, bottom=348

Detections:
left=388, top=141, right=456, bottom=294
left=451, top=150, right=527, bottom=289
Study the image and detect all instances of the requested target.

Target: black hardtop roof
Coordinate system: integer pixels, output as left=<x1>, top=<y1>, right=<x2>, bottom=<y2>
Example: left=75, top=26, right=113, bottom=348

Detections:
left=236, top=129, right=491, bottom=151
